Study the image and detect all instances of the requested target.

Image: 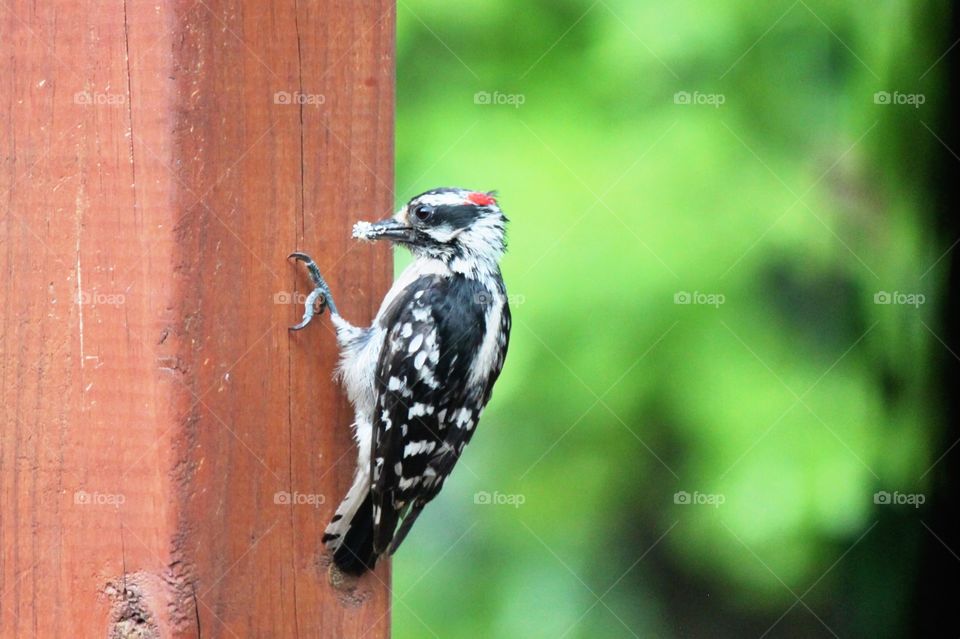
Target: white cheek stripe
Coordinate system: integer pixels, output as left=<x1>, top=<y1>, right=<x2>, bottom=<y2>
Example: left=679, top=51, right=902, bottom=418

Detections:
left=426, top=224, right=462, bottom=243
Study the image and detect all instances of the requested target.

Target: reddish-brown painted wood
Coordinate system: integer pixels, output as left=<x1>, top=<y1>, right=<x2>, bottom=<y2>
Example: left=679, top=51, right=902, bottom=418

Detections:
left=0, top=1, right=394, bottom=636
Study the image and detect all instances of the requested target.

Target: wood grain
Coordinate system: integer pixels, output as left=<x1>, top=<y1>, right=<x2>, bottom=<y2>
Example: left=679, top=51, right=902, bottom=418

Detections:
left=0, top=1, right=394, bottom=636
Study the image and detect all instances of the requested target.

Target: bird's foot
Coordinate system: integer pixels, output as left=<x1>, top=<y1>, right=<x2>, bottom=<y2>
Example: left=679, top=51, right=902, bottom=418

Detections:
left=288, top=252, right=339, bottom=330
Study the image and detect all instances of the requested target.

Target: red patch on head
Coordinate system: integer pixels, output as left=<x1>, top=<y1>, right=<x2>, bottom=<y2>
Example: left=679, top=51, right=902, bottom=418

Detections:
left=466, top=192, right=497, bottom=207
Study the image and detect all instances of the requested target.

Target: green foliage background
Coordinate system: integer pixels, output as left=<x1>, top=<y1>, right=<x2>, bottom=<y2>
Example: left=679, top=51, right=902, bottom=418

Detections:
left=393, top=2, right=948, bottom=636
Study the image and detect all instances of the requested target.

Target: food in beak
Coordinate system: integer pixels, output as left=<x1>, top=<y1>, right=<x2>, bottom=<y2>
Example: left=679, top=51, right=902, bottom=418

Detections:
left=352, top=218, right=413, bottom=242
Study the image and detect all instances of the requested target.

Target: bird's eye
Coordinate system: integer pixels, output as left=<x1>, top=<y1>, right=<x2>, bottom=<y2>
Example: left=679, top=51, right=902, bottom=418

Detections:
left=413, top=204, right=434, bottom=222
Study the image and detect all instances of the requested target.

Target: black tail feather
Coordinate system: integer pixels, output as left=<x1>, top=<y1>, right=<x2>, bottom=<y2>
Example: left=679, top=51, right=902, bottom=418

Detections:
left=387, top=500, right=426, bottom=556
left=332, top=491, right=377, bottom=575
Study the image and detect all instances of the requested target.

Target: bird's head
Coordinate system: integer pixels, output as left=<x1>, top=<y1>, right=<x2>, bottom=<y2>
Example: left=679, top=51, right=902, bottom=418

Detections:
left=354, top=187, right=507, bottom=266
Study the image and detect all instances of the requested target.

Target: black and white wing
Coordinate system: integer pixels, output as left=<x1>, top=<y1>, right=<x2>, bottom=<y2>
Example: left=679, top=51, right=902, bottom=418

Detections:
left=370, top=274, right=510, bottom=555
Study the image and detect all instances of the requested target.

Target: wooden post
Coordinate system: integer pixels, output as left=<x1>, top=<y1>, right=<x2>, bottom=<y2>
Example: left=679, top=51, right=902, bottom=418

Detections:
left=1, top=1, right=394, bottom=636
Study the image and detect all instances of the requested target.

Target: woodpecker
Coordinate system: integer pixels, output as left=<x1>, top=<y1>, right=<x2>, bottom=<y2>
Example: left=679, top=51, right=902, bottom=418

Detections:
left=289, top=187, right=511, bottom=575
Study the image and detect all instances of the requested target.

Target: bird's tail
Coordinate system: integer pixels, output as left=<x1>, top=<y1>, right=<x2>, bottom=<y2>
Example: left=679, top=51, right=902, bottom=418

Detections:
left=322, top=473, right=377, bottom=575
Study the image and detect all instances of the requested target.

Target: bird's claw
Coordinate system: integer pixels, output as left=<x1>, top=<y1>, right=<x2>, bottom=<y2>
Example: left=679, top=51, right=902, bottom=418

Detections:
left=288, top=252, right=339, bottom=330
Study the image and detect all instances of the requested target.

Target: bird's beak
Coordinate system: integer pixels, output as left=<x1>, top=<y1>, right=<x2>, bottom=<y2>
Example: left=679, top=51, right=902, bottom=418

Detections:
left=352, top=213, right=415, bottom=243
